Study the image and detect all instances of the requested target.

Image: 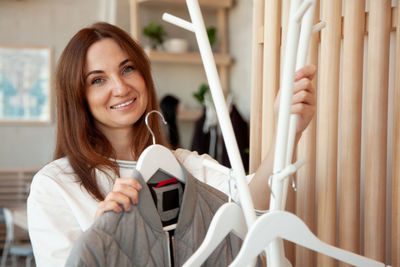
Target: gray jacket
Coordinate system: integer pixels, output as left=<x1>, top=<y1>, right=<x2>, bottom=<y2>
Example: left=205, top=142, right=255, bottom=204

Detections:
left=65, top=170, right=257, bottom=267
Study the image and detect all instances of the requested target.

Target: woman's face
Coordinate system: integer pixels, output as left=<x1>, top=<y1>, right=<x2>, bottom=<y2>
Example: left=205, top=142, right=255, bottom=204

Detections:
left=84, top=38, right=148, bottom=135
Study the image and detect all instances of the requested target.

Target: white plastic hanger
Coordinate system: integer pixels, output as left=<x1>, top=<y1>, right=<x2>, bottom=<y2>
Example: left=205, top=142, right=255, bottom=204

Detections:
left=183, top=160, right=253, bottom=267
left=229, top=210, right=387, bottom=267
left=183, top=202, right=247, bottom=267
left=136, top=110, right=185, bottom=183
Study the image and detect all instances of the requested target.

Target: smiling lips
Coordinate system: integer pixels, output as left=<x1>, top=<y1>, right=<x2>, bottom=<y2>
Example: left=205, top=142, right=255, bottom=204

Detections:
left=110, top=98, right=136, bottom=110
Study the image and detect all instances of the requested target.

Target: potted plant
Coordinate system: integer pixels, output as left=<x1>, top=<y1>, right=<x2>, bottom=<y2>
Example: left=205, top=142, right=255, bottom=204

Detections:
left=143, top=21, right=166, bottom=50
left=207, top=26, right=217, bottom=47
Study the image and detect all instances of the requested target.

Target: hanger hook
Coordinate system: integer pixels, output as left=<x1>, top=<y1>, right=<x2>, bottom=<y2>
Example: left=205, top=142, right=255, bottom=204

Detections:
left=268, top=175, right=275, bottom=199
left=145, top=110, right=167, bottom=145
left=228, top=169, right=235, bottom=203
left=289, top=175, right=297, bottom=192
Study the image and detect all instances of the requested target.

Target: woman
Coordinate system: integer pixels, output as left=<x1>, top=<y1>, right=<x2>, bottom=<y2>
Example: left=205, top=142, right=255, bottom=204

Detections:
left=27, top=22, right=316, bottom=266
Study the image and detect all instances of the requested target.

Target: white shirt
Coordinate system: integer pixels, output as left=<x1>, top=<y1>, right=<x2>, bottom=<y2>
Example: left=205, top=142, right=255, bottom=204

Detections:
left=27, top=148, right=254, bottom=267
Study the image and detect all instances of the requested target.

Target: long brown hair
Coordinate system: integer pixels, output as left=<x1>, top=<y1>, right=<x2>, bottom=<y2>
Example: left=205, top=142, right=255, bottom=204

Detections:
left=54, top=22, right=167, bottom=201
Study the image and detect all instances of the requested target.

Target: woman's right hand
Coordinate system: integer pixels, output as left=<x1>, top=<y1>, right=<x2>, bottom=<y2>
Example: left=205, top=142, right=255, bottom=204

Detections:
left=94, top=178, right=142, bottom=221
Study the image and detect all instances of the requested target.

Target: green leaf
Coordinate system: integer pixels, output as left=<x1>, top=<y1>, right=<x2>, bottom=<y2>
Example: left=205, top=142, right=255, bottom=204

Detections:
left=193, top=83, right=209, bottom=103
left=207, top=27, right=217, bottom=46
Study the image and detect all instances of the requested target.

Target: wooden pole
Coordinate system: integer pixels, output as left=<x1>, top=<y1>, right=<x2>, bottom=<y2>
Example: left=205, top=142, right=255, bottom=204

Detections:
left=317, top=0, right=341, bottom=266
left=249, top=0, right=265, bottom=173
left=129, top=0, right=139, bottom=39
left=217, top=8, right=228, bottom=54
left=364, top=0, right=391, bottom=262
left=217, top=9, right=229, bottom=94
left=338, top=1, right=365, bottom=267
left=392, top=5, right=400, bottom=267
left=261, top=0, right=281, bottom=159
left=295, top=1, right=319, bottom=266
left=280, top=0, right=291, bottom=80
left=258, top=0, right=281, bottom=231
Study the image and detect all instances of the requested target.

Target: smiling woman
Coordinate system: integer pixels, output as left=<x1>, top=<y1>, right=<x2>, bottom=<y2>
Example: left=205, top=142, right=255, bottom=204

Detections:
left=27, top=23, right=169, bottom=266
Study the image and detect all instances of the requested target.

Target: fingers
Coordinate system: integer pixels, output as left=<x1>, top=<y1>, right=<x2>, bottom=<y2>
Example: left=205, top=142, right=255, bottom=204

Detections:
left=105, top=189, right=137, bottom=211
left=292, top=82, right=316, bottom=106
left=274, top=64, right=317, bottom=134
left=294, top=64, right=316, bottom=81
left=94, top=200, right=122, bottom=221
left=293, top=77, right=314, bottom=94
left=111, top=178, right=142, bottom=208
left=94, top=178, right=142, bottom=221
left=274, top=77, right=315, bottom=116
left=116, top=178, right=142, bottom=191
left=290, top=102, right=316, bottom=117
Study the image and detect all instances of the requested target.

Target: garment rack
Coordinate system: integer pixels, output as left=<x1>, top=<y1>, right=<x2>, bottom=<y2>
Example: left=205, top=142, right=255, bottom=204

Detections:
left=161, top=0, right=389, bottom=266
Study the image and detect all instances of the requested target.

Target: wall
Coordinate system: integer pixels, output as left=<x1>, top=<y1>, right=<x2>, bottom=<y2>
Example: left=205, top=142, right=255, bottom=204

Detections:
left=0, top=0, right=253, bottom=167
left=229, top=1, right=253, bottom=121
left=0, top=0, right=104, bottom=167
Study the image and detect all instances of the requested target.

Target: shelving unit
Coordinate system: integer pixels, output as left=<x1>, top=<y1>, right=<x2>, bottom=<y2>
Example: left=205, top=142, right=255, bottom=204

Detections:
left=137, top=0, right=232, bottom=9
left=144, top=49, right=232, bottom=66
left=129, top=0, right=233, bottom=123
left=177, top=106, right=203, bottom=121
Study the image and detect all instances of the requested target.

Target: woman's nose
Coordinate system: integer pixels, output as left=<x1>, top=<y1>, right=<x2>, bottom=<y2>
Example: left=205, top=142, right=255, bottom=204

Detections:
left=111, top=76, right=130, bottom=96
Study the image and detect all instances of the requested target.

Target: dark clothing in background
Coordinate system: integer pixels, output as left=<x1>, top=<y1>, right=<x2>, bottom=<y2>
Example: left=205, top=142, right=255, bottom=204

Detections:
left=160, top=95, right=180, bottom=149
left=191, top=107, right=211, bottom=155
left=221, top=105, right=249, bottom=172
left=191, top=105, right=249, bottom=172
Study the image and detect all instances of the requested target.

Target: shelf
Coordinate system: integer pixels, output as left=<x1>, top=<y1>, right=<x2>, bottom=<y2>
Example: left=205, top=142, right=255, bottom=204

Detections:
left=145, top=49, right=232, bottom=66
left=177, top=107, right=203, bottom=121
left=138, top=0, right=233, bottom=9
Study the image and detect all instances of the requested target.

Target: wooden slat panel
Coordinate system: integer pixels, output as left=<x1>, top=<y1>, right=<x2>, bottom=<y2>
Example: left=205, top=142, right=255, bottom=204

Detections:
left=339, top=7, right=396, bottom=38
left=338, top=2, right=365, bottom=267
left=364, top=0, right=391, bottom=262
left=261, top=0, right=281, bottom=159
left=392, top=5, right=400, bottom=267
left=295, top=1, right=319, bottom=266
left=364, top=7, right=397, bottom=35
left=317, top=0, right=342, bottom=266
left=249, top=0, right=265, bottom=173
left=257, top=0, right=281, bottom=220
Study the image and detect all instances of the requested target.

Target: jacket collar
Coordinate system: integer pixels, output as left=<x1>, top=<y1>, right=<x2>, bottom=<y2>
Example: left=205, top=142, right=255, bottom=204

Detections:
left=135, top=167, right=199, bottom=233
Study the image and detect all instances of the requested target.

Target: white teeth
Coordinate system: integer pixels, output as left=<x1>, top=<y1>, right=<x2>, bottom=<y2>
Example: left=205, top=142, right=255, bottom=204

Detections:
left=111, top=99, right=134, bottom=109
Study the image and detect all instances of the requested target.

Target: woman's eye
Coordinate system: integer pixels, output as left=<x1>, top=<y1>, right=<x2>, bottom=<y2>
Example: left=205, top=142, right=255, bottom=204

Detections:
left=122, top=66, right=134, bottom=75
left=91, top=78, right=104, bottom=85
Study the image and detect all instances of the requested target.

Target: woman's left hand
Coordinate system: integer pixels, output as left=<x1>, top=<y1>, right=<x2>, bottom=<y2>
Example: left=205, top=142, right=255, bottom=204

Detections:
left=274, top=64, right=317, bottom=136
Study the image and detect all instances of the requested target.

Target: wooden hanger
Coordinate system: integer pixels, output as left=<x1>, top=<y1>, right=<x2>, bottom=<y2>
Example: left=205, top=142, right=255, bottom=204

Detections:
left=136, top=110, right=185, bottom=183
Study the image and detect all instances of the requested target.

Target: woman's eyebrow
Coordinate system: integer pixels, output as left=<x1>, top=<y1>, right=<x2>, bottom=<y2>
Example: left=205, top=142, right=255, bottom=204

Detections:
left=85, top=59, right=131, bottom=79
left=86, top=70, right=103, bottom=79
left=119, top=59, right=130, bottom=67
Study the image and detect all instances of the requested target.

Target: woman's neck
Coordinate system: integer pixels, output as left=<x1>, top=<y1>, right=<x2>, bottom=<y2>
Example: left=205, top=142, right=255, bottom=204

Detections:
left=98, top=126, right=135, bottom=161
